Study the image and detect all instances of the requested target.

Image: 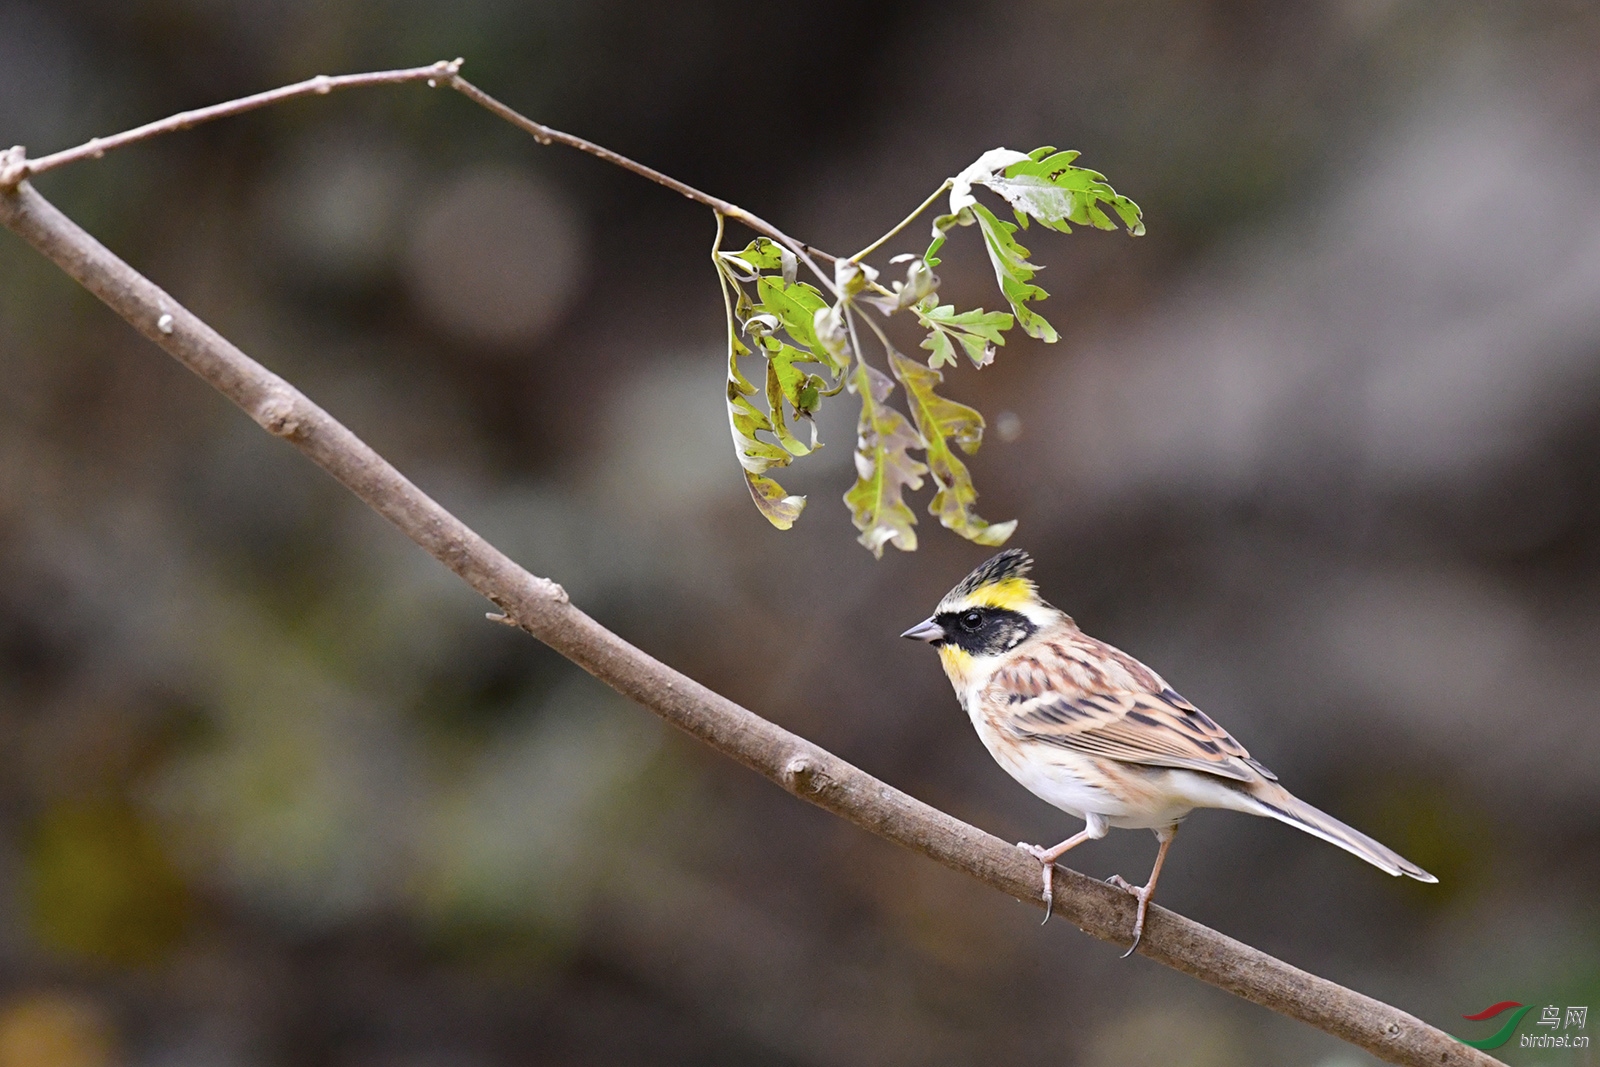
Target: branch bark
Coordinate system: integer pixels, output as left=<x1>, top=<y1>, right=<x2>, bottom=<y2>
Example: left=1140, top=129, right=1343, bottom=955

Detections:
left=0, top=178, right=1500, bottom=1067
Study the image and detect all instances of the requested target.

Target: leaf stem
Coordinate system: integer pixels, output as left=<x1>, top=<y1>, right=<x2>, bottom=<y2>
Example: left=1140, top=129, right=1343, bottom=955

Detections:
left=849, top=179, right=953, bottom=263
left=855, top=305, right=899, bottom=360
left=844, top=303, right=869, bottom=380
left=711, top=212, right=737, bottom=349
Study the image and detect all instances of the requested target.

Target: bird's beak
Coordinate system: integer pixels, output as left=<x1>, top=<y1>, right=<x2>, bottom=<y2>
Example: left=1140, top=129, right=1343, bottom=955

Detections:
left=900, top=617, right=946, bottom=643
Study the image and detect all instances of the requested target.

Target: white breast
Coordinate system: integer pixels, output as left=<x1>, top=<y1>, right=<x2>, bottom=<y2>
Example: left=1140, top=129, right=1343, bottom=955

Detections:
left=958, top=685, right=1120, bottom=822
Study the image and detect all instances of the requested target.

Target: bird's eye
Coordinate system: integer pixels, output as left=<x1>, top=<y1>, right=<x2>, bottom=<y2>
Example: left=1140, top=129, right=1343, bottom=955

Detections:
left=959, top=610, right=983, bottom=631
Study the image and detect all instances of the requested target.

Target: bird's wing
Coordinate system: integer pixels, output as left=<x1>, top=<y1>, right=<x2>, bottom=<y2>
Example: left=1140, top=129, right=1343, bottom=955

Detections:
left=990, top=641, right=1278, bottom=784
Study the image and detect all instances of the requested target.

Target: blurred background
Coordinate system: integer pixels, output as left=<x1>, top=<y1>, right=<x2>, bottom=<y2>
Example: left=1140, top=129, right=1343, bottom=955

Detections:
left=2, top=1, right=1598, bottom=1064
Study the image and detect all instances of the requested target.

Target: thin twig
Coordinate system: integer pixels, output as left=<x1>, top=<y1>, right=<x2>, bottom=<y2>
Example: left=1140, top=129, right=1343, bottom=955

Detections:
left=850, top=179, right=953, bottom=263
left=0, top=179, right=1500, bottom=1067
left=2, top=61, right=462, bottom=186
left=443, top=74, right=836, bottom=295
left=0, top=59, right=839, bottom=296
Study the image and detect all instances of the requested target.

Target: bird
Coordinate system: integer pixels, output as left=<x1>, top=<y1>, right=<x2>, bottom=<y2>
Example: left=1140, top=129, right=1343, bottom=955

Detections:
left=901, top=548, right=1436, bottom=956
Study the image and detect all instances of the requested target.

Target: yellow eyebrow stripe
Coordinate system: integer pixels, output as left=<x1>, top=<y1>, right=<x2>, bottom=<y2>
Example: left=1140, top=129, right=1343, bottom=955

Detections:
left=967, top=577, right=1035, bottom=612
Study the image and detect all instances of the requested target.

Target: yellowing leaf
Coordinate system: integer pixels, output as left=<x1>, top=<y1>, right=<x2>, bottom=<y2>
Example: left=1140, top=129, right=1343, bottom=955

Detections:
left=766, top=343, right=815, bottom=415
left=710, top=147, right=1141, bottom=550
left=727, top=376, right=790, bottom=473
left=888, top=350, right=1016, bottom=547
left=745, top=471, right=805, bottom=530
left=726, top=327, right=805, bottom=529
left=764, top=356, right=814, bottom=457
left=844, top=362, right=926, bottom=556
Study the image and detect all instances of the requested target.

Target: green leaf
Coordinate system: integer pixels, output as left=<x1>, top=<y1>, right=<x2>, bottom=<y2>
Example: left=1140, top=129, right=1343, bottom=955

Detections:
left=925, top=147, right=1143, bottom=332
left=727, top=375, right=791, bottom=472
left=844, top=362, right=926, bottom=556
left=924, top=204, right=1055, bottom=342
left=988, top=149, right=1145, bottom=236
left=940, top=146, right=1143, bottom=238
left=726, top=329, right=805, bottom=529
left=765, top=355, right=814, bottom=457
left=712, top=147, right=1139, bottom=548
left=767, top=343, right=817, bottom=418
left=717, top=258, right=839, bottom=531
left=914, top=302, right=1013, bottom=369
left=722, top=237, right=784, bottom=272
left=755, top=276, right=840, bottom=372
left=971, top=203, right=1057, bottom=343
left=888, top=349, right=1016, bottom=547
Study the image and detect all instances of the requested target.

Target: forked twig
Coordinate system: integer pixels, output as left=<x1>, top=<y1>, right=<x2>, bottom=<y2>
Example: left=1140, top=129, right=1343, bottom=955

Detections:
left=0, top=58, right=837, bottom=293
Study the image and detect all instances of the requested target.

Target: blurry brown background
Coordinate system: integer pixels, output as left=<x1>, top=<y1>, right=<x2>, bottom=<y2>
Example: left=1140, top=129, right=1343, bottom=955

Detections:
left=2, top=2, right=1599, bottom=1065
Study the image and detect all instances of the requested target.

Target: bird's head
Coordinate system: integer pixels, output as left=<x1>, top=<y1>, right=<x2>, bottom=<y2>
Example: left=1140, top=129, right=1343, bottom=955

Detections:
left=901, top=550, right=1070, bottom=671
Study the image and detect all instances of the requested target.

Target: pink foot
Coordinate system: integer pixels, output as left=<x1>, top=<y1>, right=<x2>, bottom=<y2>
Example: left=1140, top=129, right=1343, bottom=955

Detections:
left=1017, top=842, right=1056, bottom=924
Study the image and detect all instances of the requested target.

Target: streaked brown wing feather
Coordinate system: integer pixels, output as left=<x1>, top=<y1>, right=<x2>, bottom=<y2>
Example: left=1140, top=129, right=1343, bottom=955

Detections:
left=989, top=637, right=1278, bottom=784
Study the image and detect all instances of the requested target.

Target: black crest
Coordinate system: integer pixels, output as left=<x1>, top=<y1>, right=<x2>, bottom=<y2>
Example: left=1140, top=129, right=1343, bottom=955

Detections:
left=949, top=548, right=1034, bottom=599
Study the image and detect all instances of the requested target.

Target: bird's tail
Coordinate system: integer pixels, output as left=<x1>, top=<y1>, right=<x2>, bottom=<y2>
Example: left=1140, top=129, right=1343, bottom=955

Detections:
left=1242, top=783, right=1438, bottom=883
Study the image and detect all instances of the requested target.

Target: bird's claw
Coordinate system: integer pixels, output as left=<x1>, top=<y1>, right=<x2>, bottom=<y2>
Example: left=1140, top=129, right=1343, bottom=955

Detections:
left=1119, top=883, right=1152, bottom=959
left=1100, top=873, right=1151, bottom=954
left=1018, top=842, right=1055, bottom=924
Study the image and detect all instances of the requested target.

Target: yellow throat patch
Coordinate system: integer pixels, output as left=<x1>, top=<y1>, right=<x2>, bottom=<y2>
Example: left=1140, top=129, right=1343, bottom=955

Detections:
left=936, top=643, right=976, bottom=687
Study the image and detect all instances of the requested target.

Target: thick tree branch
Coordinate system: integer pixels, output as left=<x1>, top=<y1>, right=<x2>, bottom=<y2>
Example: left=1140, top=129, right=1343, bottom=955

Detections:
left=1, top=178, right=1498, bottom=1067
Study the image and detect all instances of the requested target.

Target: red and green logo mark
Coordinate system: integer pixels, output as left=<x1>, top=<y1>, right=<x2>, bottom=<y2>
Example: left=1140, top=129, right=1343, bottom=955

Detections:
left=1456, top=1001, right=1592, bottom=1050
left=1456, top=1002, right=1536, bottom=1050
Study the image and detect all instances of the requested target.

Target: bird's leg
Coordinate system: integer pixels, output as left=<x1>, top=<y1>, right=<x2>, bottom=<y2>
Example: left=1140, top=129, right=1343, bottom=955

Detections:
left=1019, top=813, right=1108, bottom=924
left=1113, top=825, right=1178, bottom=958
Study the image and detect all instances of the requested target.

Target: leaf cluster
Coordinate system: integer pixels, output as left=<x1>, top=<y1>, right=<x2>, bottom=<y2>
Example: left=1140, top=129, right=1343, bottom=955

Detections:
left=712, top=147, right=1142, bottom=554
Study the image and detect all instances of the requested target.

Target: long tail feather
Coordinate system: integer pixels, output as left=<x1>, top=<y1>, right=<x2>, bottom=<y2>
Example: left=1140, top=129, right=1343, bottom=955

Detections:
left=1244, top=785, right=1438, bottom=883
